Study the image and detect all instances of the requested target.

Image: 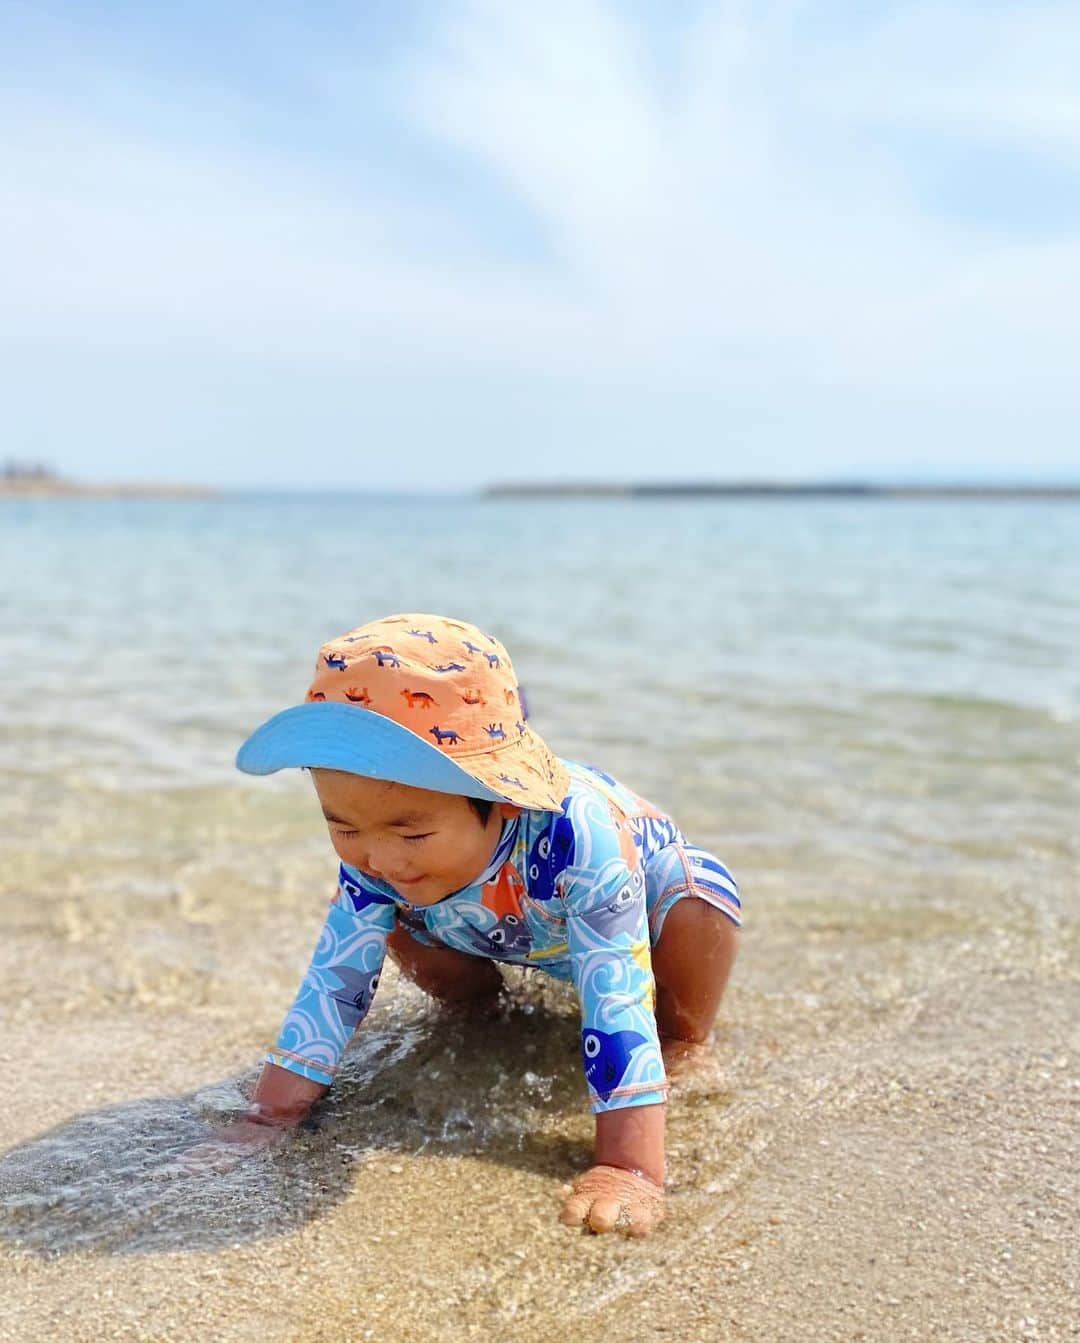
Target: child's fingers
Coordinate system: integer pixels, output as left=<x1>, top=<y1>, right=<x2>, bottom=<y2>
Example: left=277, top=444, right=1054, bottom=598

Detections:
left=625, top=1198, right=661, bottom=1238
left=151, top=1125, right=283, bottom=1183
left=559, top=1191, right=621, bottom=1232
left=169, top=1142, right=247, bottom=1177
left=150, top=1148, right=232, bottom=1182
left=559, top=1192, right=594, bottom=1226
left=560, top=1191, right=654, bottom=1235
left=586, top=1196, right=622, bottom=1233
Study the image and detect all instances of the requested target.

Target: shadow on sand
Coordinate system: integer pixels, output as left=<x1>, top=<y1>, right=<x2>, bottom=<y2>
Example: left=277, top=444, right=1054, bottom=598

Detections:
left=0, top=993, right=591, bottom=1258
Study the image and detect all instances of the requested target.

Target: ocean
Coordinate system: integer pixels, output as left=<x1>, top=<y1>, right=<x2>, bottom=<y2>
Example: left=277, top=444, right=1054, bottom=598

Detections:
left=3, top=492, right=1076, bottom=853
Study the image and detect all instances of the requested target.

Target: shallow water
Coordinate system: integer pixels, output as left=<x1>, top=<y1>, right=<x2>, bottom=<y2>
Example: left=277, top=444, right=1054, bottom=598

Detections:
left=0, top=495, right=1077, bottom=1340
left=3, top=495, right=1076, bottom=882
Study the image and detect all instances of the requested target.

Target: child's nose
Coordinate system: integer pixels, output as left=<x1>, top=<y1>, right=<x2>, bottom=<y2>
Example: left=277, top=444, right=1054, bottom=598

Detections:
left=357, top=851, right=383, bottom=878
left=339, top=838, right=377, bottom=876
left=349, top=835, right=398, bottom=881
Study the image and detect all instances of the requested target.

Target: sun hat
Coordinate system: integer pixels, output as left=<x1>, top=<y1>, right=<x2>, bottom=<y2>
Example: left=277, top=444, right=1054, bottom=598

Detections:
left=236, top=613, right=569, bottom=812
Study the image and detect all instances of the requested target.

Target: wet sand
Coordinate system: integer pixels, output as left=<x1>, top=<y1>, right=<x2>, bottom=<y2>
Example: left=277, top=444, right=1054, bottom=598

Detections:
left=1, top=781, right=1076, bottom=1342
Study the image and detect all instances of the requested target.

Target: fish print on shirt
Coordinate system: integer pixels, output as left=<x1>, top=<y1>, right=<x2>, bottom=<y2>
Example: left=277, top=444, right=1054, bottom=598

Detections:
left=267, top=761, right=737, bottom=1111
left=581, top=1027, right=649, bottom=1103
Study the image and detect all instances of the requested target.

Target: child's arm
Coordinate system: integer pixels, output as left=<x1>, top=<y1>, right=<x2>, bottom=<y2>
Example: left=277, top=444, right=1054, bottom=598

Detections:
left=594, top=1100, right=665, bottom=1184
left=220, top=865, right=395, bottom=1144
left=558, top=802, right=670, bottom=1234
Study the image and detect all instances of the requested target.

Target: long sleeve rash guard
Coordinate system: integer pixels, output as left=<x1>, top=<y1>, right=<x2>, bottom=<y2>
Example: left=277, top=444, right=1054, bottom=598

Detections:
left=266, top=760, right=732, bottom=1113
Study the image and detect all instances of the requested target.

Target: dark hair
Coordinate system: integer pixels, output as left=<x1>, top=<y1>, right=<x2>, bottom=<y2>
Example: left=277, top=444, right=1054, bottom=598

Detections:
left=466, top=797, right=495, bottom=825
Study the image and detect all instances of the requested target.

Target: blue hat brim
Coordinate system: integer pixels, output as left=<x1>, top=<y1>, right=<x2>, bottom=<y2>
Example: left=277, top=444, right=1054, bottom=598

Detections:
left=235, top=701, right=512, bottom=802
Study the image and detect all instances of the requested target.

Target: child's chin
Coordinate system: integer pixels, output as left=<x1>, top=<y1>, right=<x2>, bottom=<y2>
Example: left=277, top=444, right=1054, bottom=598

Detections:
left=392, top=879, right=444, bottom=904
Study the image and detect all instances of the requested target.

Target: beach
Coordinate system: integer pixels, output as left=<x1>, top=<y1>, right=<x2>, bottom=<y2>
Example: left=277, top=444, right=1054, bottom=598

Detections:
left=1, top=494, right=1077, bottom=1341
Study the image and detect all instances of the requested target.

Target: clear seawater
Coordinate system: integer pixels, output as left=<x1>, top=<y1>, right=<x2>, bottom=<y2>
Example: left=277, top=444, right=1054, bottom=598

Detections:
left=0, top=492, right=1077, bottom=1258
left=2, top=492, right=1077, bottom=833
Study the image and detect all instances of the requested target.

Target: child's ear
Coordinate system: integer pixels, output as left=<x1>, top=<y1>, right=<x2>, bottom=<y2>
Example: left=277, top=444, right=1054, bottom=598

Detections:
left=496, top=802, right=521, bottom=822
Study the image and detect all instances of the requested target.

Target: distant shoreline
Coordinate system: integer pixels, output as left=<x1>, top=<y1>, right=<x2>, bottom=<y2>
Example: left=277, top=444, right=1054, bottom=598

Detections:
left=3, top=479, right=1078, bottom=500
left=483, top=481, right=1080, bottom=499
left=0, top=480, right=216, bottom=498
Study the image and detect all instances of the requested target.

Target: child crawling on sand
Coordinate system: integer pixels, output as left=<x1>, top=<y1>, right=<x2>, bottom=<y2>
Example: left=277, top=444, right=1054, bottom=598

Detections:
left=227, top=613, right=739, bottom=1236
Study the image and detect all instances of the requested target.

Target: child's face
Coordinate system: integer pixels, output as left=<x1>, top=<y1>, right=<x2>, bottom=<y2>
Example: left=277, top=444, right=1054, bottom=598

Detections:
left=310, top=769, right=517, bottom=905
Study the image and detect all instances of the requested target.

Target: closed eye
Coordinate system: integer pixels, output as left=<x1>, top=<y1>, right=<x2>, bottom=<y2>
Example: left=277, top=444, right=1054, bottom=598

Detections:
left=328, top=825, right=431, bottom=843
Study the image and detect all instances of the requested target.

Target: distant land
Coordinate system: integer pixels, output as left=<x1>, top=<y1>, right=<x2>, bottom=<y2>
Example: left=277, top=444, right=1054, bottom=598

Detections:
left=483, top=480, right=1080, bottom=499
left=4, top=464, right=1078, bottom=499
left=0, top=464, right=214, bottom=498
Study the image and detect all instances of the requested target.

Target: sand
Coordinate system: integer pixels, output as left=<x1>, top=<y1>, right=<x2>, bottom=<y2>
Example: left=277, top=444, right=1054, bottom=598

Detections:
left=1, top=806, right=1076, bottom=1343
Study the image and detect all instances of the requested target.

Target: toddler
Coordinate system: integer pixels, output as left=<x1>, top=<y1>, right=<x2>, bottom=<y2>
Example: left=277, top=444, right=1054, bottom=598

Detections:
left=229, top=613, right=740, bottom=1236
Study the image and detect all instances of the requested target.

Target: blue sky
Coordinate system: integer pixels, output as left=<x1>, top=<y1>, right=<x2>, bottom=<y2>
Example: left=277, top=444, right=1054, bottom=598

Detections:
left=2, top=0, right=1078, bottom=489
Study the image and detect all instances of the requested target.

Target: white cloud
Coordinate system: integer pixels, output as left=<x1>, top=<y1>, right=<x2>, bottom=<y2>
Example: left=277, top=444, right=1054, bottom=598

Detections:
left=405, top=1, right=1080, bottom=391
left=805, top=3, right=1080, bottom=159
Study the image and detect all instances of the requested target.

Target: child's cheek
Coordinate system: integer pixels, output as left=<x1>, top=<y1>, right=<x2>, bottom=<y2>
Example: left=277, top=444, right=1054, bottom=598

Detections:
left=327, top=830, right=359, bottom=865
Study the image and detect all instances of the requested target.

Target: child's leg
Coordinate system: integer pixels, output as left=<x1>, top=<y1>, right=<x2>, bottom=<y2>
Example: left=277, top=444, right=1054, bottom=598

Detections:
left=386, top=920, right=503, bottom=1005
left=650, top=897, right=738, bottom=1043
left=644, top=843, right=741, bottom=1045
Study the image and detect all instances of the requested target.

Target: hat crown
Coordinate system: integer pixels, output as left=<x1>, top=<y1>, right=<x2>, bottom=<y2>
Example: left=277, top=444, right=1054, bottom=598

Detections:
left=238, top=612, right=569, bottom=810
left=307, top=613, right=528, bottom=762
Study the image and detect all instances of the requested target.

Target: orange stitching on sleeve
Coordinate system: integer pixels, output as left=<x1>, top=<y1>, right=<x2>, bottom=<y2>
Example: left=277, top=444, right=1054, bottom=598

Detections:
left=267, top=1047, right=337, bottom=1076
left=594, top=1079, right=671, bottom=1105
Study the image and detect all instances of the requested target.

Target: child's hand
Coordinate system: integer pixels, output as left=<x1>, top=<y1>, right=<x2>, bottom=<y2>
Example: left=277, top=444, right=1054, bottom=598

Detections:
left=559, top=1164, right=665, bottom=1237
left=211, top=1117, right=291, bottom=1151
left=155, top=1117, right=288, bottom=1181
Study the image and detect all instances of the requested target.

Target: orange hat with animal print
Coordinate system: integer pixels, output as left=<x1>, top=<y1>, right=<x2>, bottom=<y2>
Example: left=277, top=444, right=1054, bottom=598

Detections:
left=236, top=613, right=570, bottom=812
